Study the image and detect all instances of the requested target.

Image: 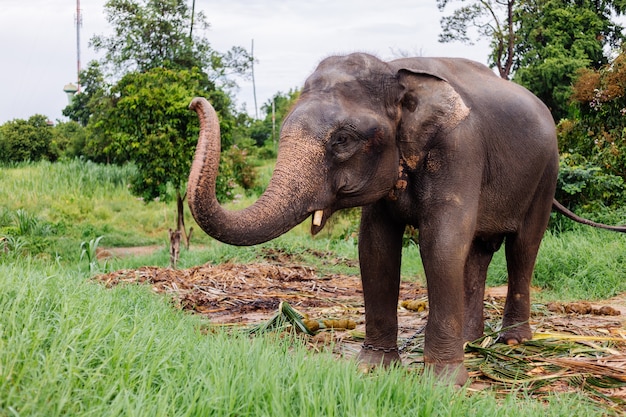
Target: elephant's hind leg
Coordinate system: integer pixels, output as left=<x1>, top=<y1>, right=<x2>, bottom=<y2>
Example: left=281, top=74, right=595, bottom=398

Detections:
left=500, top=186, right=554, bottom=344
left=463, top=236, right=503, bottom=342
left=499, top=235, right=539, bottom=344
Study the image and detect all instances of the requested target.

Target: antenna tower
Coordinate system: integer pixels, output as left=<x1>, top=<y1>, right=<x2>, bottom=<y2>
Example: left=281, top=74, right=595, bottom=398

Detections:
left=75, top=0, right=82, bottom=92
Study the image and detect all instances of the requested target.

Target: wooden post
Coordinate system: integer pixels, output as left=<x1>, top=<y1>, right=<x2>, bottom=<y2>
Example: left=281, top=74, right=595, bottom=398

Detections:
left=169, top=228, right=182, bottom=269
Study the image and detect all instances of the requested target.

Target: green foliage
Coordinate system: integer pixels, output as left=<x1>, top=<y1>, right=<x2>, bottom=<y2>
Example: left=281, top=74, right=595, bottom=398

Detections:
left=71, top=0, right=256, bottom=212
left=513, top=0, right=624, bottom=120
left=565, top=49, right=626, bottom=171
left=0, top=160, right=159, bottom=262
left=484, top=227, right=626, bottom=302
left=555, top=49, right=626, bottom=209
left=91, top=0, right=251, bottom=81
left=79, top=236, right=109, bottom=274
left=534, top=228, right=626, bottom=300
left=55, top=0, right=262, bottom=226
left=0, top=208, right=55, bottom=258
left=0, top=115, right=90, bottom=165
left=89, top=67, right=231, bottom=203
left=62, top=61, right=109, bottom=127
left=438, top=0, right=625, bottom=120
left=555, top=153, right=624, bottom=210
left=50, top=121, right=88, bottom=159
left=0, top=115, right=55, bottom=163
left=248, top=89, right=300, bottom=148
left=216, top=145, right=257, bottom=201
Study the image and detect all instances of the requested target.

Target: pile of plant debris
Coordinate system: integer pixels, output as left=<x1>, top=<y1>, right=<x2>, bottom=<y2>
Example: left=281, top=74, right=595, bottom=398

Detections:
left=96, top=260, right=626, bottom=412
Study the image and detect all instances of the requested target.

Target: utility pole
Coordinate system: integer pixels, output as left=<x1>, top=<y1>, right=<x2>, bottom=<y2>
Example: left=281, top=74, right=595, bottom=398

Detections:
left=251, top=39, right=258, bottom=119
left=190, top=0, right=195, bottom=39
left=272, top=99, right=276, bottom=145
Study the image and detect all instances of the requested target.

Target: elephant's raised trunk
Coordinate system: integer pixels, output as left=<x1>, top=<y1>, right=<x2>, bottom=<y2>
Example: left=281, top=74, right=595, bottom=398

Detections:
left=187, top=97, right=321, bottom=246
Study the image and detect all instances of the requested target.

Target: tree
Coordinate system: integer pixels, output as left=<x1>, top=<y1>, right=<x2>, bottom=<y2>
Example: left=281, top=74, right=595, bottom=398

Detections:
left=90, top=0, right=252, bottom=83
left=62, top=62, right=108, bottom=127
left=438, top=0, right=516, bottom=79
left=91, top=67, right=221, bottom=248
left=50, top=121, right=88, bottom=159
left=514, top=0, right=625, bottom=120
left=560, top=48, right=626, bottom=176
left=438, top=0, right=625, bottom=119
left=553, top=48, right=626, bottom=212
left=77, top=0, right=255, bottom=257
left=0, top=115, right=55, bottom=163
left=248, top=90, right=300, bottom=149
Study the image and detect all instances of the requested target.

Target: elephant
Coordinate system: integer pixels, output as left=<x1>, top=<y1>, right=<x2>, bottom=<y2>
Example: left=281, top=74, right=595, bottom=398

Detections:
left=186, top=52, right=626, bottom=385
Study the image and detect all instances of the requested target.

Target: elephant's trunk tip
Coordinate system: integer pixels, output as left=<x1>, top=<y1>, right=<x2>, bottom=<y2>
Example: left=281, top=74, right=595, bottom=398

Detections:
left=189, top=97, right=205, bottom=111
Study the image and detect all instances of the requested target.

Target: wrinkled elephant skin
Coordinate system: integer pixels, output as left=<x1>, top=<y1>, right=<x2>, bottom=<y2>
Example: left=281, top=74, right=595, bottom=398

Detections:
left=187, top=53, right=597, bottom=386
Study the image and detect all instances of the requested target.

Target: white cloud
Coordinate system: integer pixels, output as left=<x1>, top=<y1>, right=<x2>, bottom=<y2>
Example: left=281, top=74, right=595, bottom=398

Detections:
left=0, top=0, right=490, bottom=123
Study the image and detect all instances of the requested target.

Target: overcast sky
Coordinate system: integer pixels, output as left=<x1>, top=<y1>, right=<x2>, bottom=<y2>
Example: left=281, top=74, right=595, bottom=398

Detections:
left=0, top=0, right=491, bottom=124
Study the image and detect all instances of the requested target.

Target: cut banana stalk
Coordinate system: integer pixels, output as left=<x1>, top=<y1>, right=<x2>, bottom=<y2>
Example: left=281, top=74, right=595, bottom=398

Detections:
left=313, top=210, right=324, bottom=226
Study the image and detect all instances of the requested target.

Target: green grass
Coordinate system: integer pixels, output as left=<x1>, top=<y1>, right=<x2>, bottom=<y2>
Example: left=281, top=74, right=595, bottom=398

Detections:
left=0, top=160, right=210, bottom=262
left=4, top=159, right=625, bottom=300
left=0, top=159, right=624, bottom=415
left=485, top=227, right=626, bottom=301
left=0, top=260, right=607, bottom=416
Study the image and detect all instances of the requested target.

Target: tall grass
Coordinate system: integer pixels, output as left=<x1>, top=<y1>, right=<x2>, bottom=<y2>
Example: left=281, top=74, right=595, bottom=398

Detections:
left=535, top=227, right=626, bottom=300
left=486, top=227, right=626, bottom=301
left=0, top=259, right=605, bottom=416
left=3, top=159, right=624, bottom=302
left=0, top=160, right=190, bottom=260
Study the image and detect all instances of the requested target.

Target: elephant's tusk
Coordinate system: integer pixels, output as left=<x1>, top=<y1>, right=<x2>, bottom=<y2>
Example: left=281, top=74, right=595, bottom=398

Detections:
left=313, top=210, right=324, bottom=226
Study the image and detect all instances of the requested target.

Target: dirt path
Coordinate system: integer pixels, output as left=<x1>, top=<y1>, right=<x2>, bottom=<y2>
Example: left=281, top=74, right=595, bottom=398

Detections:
left=96, top=245, right=163, bottom=259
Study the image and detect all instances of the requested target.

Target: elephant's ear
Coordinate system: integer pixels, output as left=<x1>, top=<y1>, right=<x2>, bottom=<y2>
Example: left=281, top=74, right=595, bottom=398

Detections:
left=396, top=68, right=469, bottom=126
left=395, top=69, right=448, bottom=112
left=393, top=68, right=470, bottom=169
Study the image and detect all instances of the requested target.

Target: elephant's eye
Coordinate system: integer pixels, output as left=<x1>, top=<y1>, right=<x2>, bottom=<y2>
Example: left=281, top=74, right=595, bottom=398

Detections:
left=330, top=130, right=360, bottom=162
left=331, top=127, right=358, bottom=149
left=333, top=133, right=349, bottom=147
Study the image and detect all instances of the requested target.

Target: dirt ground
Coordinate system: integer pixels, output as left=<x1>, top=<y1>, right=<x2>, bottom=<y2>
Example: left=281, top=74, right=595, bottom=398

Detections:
left=96, top=247, right=626, bottom=411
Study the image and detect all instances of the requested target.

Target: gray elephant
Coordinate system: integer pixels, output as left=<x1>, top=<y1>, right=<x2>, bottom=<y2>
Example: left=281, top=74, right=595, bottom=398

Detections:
left=187, top=53, right=625, bottom=385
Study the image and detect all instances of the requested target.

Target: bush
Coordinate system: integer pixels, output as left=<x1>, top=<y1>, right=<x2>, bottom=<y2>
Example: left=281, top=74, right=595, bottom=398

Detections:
left=563, top=49, right=626, bottom=179
left=555, top=153, right=624, bottom=210
left=0, top=115, right=55, bottom=163
left=216, top=144, right=257, bottom=202
left=551, top=49, right=626, bottom=215
left=51, top=121, right=88, bottom=159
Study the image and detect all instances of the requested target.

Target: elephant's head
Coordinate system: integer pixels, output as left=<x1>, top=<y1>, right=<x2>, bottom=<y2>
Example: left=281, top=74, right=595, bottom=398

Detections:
left=187, top=53, right=469, bottom=245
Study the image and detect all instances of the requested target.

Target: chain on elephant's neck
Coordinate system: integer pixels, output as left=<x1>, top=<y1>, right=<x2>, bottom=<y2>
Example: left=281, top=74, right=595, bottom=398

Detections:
left=387, top=160, right=410, bottom=201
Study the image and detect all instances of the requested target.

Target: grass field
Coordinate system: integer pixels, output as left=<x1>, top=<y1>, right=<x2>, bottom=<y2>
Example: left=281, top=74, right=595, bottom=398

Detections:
left=1, top=160, right=625, bottom=416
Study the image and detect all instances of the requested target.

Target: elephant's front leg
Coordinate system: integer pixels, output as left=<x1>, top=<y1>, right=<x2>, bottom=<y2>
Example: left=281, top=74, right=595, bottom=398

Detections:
left=357, top=203, right=405, bottom=367
left=419, top=221, right=473, bottom=385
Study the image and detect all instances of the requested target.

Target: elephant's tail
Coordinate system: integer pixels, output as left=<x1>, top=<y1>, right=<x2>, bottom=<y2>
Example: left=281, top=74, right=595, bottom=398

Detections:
left=552, top=199, right=626, bottom=233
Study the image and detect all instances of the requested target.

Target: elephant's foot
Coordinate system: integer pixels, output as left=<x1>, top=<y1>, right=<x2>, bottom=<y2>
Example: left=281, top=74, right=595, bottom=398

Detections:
left=425, top=361, right=469, bottom=387
left=463, top=326, right=484, bottom=343
left=357, top=344, right=401, bottom=371
left=497, top=322, right=532, bottom=345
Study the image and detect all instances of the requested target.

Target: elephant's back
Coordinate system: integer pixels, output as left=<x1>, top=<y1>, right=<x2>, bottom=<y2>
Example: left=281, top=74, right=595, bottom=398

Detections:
left=389, top=57, right=498, bottom=83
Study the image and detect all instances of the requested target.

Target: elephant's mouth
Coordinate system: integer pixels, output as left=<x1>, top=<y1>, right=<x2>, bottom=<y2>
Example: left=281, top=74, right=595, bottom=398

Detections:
left=310, top=208, right=333, bottom=235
